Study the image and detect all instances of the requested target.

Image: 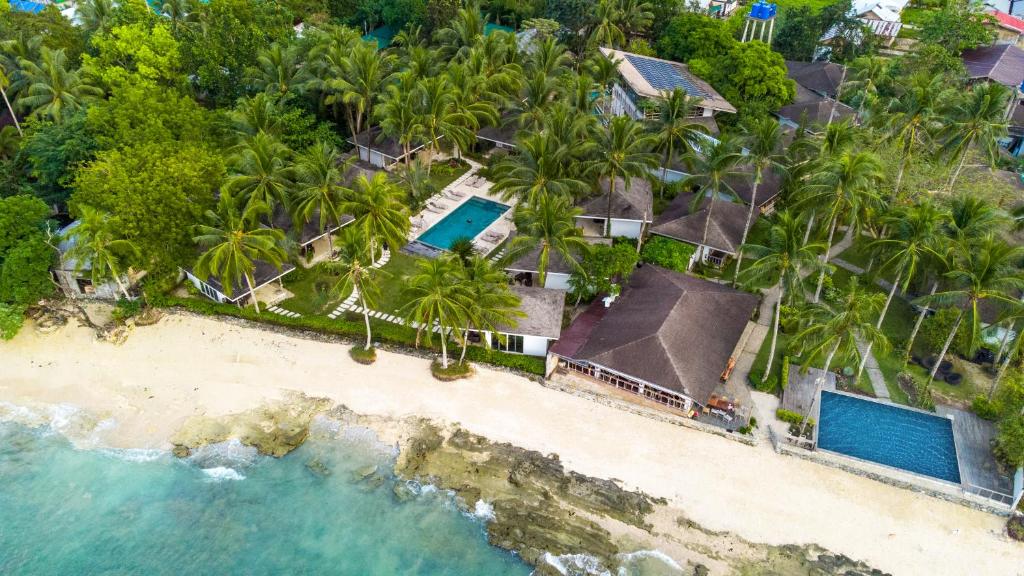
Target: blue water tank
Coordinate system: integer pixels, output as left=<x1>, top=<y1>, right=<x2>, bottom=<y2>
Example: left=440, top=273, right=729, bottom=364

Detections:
left=751, top=2, right=764, bottom=19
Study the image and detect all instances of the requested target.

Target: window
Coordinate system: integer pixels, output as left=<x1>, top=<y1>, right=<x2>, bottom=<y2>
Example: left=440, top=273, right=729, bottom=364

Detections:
left=493, top=333, right=524, bottom=354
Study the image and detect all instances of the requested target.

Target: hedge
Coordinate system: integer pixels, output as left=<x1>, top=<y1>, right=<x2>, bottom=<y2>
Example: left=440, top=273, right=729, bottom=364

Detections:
left=150, top=295, right=546, bottom=375
left=780, top=356, right=791, bottom=390
left=776, top=408, right=814, bottom=428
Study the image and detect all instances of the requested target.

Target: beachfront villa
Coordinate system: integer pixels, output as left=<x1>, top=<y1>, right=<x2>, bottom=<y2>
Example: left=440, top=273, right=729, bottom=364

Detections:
left=576, top=177, right=653, bottom=239
left=548, top=264, right=758, bottom=417
left=600, top=47, right=736, bottom=121
left=272, top=207, right=354, bottom=265
left=650, top=192, right=755, bottom=269
left=482, top=285, right=565, bottom=356
left=53, top=221, right=145, bottom=300
left=348, top=126, right=430, bottom=169
left=184, top=260, right=296, bottom=307
left=504, top=244, right=582, bottom=290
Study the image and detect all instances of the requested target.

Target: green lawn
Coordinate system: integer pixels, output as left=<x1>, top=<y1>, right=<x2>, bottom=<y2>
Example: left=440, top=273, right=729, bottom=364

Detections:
left=370, top=252, right=424, bottom=317
left=836, top=237, right=876, bottom=270
left=278, top=262, right=346, bottom=316
left=774, top=0, right=836, bottom=11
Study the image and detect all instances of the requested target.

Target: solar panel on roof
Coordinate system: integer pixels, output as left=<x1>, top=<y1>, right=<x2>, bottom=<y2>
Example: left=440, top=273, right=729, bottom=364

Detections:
left=624, top=54, right=706, bottom=98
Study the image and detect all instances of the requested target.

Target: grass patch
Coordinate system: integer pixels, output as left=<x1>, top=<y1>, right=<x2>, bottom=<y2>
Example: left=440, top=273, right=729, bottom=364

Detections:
left=279, top=262, right=346, bottom=316
left=775, top=0, right=834, bottom=11
left=349, top=345, right=377, bottom=364
left=431, top=359, right=474, bottom=381
left=373, top=252, right=425, bottom=317
left=835, top=237, right=876, bottom=270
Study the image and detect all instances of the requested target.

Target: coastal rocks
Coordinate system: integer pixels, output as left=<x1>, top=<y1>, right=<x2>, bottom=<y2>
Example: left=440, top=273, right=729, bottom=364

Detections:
left=170, top=392, right=332, bottom=458
left=394, top=423, right=661, bottom=572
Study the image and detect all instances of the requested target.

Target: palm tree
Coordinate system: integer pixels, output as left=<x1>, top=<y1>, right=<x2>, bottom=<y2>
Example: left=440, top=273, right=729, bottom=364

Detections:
left=161, top=0, right=195, bottom=32
left=328, top=228, right=381, bottom=351
left=492, top=132, right=589, bottom=204
left=341, top=172, right=410, bottom=261
left=586, top=51, right=620, bottom=116
left=402, top=255, right=472, bottom=369
left=292, top=142, right=349, bottom=255
left=856, top=200, right=948, bottom=380
left=740, top=211, right=828, bottom=385
left=63, top=206, right=141, bottom=300
left=917, top=236, right=1024, bottom=386
left=802, top=150, right=884, bottom=302
left=648, top=89, right=708, bottom=195
left=377, top=79, right=424, bottom=167
left=251, top=42, right=309, bottom=97
left=508, top=193, right=590, bottom=287
left=78, top=0, right=115, bottom=35
left=587, top=116, right=658, bottom=237
left=227, top=93, right=285, bottom=140
left=414, top=75, right=475, bottom=174
left=939, top=82, right=1009, bottom=192
left=336, top=41, right=395, bottom=159
left=526, top=36, right=572, bottom=78
left=843, top=56, right=890, bottom=118
left=17, top=48, right=102, bottom=123
left=885, top=72, right=942, bottom=198
left=681, top=135, right=743, bottom=254
left=792, top=277, right=890, bottom=433
left=589, top=0, right=626, bottom=48
left=436, top=2, right=487, bottom=59
left=0, top=65, right=22, bottom=136
left=733, top=118, right=783, bottom=286
left=192, top=193, right=287, bottom=314
left=224, top=132, right=295, bottom=214
left=457, top=255, right=524, bottom=364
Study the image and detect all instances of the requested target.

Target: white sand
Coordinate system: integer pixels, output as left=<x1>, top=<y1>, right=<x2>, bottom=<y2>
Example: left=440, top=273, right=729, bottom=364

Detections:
left=1, top=313, right=1021, bottom=576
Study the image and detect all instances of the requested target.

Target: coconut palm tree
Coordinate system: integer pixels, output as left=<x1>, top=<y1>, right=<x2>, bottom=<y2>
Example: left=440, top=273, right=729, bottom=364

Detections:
left=885, top=72, right=943, bottom=198
left=843, top=56, right=891, bottom=119
left=917, top=236, right=1024, bottom=386
left=526, top=36, right=572, bottom=78
left=63, top=206, right=141, bottom=300
left=855, top=200, right=949, bottom=380
left=648, top=89, right=708, bottom=195
left=16, top=48, right=102, bottom=123
left=341, top=172, right=410, bottom=261
left=436, top=2, right=487, bottom=59
left=802, top=150, right=884, bottom=302
left=227, top=93, right=285, bottom=140
left=334, top=40, right=395, bottom=158
left=492, top=132, right=589, bottom=204
left=292, top=142, right=349, bottom=255
left=456, top=255, right=524, bottom=364
left=78, top=0, right=116, bottom=35
left=733, top=118, right=783, bottom=286
left=510, top=70, right=563, bottom=131
left=251, top=42, right=309, bottom=97
left=587, top=116, right=659, bottom=237
left=740, top=211, right=828, bottom=385
left=939, top=82, right=1009, bottom=192
left=402, top=255, right=472, bottom=369
left=328, top=228, right=381, bottom=352
left=589, top=0, right=626, bottom=48
left=680, top=135, right=743, bottom=254
left=193, top=193, right=287, bottom=314
left=161, top=0, right=195, bottom=32
left=224, top=132, right=295, bottom=214
left=414, top=75, right=474, bottom=174
left=377, top=78, right=425, bottom=167
left=0, top=65, right=22, bottom=136
left=507, top=193, right=590, bottom=287
left=586, top=51, right=620, bottom=116
left=791, top=277, right=890, bottom=434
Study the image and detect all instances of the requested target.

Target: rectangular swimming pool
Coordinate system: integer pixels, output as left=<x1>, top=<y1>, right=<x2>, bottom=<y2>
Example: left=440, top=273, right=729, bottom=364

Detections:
left=817, top=391, right=961, bottom=484
left=417, top=196, right=510, bottom=250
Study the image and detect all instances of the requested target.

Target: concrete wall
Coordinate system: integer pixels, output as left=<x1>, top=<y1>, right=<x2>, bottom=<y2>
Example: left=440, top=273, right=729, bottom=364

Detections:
left=609, top=219, right=644, bottom=239
left=544, top=273, right=571, bottom=291
left=356, top=146, right=393, bottom=168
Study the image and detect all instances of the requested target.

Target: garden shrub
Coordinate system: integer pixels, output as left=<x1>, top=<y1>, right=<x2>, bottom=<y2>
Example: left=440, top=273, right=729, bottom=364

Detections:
left=1008, top=515, right=1024, bottom=542
left=430, top=360, right=473, bottom=381
left=919, top=308, right=970, bottom=357
left=971, top=395, right=1001, bottom=421
left=641, top=236, right=695, bottom=273
left=780, top=356, right=791, bottom=390
left=349, top=345, right=377, bottom=365
left=776, top=408, right=813, bottom=428
left=111, top=298, right=142, bottom=324
left=994, top=415, right=1024, bottom=469
left=0, top=303, right=25, bottom=340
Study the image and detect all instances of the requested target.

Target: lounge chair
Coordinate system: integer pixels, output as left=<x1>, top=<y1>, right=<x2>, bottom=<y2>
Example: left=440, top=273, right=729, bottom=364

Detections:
left=448, top=189, right=466, bottom=198
left=429, top=201, right=448, bottom=210
left=483, top=231, right=503, bottom=242
left=423, top=205, right=442, bottom=214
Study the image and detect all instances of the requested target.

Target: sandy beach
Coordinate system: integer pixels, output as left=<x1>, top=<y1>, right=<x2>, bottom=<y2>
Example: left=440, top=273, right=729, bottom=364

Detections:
left=1, top=312, right=1021, bottom=575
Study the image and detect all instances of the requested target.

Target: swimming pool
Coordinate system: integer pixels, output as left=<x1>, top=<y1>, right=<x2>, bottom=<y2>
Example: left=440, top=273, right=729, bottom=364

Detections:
left=417, top=196, right=510, bottom=250
left=817, top=391, right=961, bottom=484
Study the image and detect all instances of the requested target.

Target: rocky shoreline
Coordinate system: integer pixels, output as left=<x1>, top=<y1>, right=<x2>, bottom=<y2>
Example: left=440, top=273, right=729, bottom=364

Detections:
left=166, top=394, right=888, bottom=576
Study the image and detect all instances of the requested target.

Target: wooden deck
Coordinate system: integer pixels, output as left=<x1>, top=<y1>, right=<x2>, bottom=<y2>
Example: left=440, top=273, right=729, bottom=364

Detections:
left=937, top=406, right=1013, bottom=500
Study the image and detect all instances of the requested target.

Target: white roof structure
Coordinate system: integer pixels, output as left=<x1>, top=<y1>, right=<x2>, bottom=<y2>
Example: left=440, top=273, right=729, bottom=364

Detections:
left=853, top=0, right=908, bottom=20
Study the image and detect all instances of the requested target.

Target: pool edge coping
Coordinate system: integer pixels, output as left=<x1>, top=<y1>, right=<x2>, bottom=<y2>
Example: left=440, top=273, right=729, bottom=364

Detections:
left=414, top=194, right=513, bottom=252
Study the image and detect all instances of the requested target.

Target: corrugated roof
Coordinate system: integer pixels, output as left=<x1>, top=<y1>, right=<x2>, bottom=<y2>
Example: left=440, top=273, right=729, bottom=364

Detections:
left=962, top=43, right=1024, bottom=87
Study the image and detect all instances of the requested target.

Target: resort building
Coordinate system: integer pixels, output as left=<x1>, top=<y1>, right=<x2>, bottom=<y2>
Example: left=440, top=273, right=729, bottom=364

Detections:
left=727, top=165, right=783, bottom=215
left=476, top=285, right=565, bottom=357
left=271, top=208, right=354, bottom=265
left=599, top=47, right=736, bottom=121
left=548, top=264, right=758, bottom=415
left=576, top=177, right=653, bottom=239
left=504, top=243, right=583, bottom=291
left=475, top=114, right=521, bottom=151
left=53, top=221, right=145, bottom=300
left=184, top=260, right=296, bottom=307
left=778, top=61, right=855, bottom=132
left=348, top=126, right=429, bottom=169
left=650, top=193, right=756, bottom=269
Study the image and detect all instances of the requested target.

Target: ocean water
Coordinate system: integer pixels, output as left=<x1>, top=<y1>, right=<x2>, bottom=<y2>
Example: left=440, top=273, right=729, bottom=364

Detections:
left=0, top=418, right=532, bottom=576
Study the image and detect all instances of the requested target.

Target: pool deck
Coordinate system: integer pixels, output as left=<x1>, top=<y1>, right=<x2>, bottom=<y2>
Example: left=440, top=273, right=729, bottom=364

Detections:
left=408, top=160, right=515, bottom=256
left=937, top=406, right=1014, bottom=501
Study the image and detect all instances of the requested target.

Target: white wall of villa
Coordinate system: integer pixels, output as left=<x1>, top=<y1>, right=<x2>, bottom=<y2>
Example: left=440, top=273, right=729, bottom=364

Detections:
left=355, top=145, right=397, bottom=169
left=542, top=273, right=572, bottom=291
left=481, top=330, right=552, bottom=357
left=609, top=218, right=645, bottom=239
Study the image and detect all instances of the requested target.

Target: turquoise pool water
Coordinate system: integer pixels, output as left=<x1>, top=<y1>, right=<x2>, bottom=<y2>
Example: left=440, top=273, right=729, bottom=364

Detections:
left=418, top=197, right=509, bottom=250
left=817, top=391, right=961, bottom=483
left=0, top=419, right=530, bottom=575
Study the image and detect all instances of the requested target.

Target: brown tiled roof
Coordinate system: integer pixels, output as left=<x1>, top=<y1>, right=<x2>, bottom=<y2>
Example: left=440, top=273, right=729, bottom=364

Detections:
left=554, top=265, right=757, bottom=404
left=505, top=242, right=581, bottom=276
left=580, top=176, right=654, bottom=221
left=651, top=193, right=754, bottom=255
left=786, top=61, right=846, bottom=98
left=962, top=44, right=1024, bottom=87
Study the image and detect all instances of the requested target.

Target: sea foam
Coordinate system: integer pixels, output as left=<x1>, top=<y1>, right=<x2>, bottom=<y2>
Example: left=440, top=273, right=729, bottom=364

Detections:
left=201, top=467, right=246, bottom=482
left=540, top=552, right=612, bottom=576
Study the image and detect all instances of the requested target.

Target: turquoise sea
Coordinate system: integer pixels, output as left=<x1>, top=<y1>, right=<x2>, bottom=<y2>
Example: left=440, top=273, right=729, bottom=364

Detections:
left=0, top=418, right=531, bottom=576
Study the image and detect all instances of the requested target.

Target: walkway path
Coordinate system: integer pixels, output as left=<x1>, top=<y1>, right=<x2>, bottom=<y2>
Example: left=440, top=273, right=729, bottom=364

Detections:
left=326, top=249, right=391, bottom=320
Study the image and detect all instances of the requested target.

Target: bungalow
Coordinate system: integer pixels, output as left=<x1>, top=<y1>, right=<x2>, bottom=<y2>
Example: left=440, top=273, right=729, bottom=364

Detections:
left=504, top=243, right=583, bottom=290
left=778, top=61, right=855, bottom=133
left=185, top=260, right=296, bottom=306
left=476, top=285, right=565, bottom=357
left=987, top=9, right=1024, bottom=46
left=599, top=47, right=736, bottom=121
left=726, top=164, right=783, bottom=215
left=475, top=114, right=521, bottom=151
left=962, top=43, right=1024, bottom=87
left=649, top=116, right=723, bottom=182
left=650, top=192, right=755, bottom=268
left=577, top=176, right=653, bottom=239
left=548, top=264, right=758, bottom=415
left=271, top=207, right=354, bottom=265
left=854, top=0, right=905, bottom=40
left=53, top=221, right=144, bottom=300
left=348, top=126, right=429, bottom=169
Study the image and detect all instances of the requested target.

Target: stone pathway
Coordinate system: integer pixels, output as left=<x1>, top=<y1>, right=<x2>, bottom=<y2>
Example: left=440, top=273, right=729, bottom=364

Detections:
left=266, top=305, right=301, bottom=318
left=326, top=249, right=391, bottom=320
